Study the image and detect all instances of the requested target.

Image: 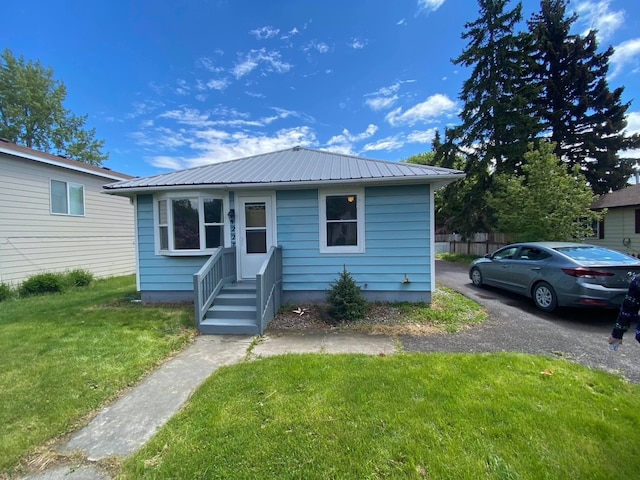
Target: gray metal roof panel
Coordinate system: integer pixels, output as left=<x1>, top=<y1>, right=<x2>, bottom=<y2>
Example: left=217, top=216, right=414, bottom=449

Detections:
left=104, top=147, right=464, bottom=190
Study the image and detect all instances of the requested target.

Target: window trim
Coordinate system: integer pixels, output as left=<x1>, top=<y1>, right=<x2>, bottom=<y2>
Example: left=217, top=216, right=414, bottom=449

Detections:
left=155, top=193, right=227, bottom=256
left=50, top=179, right=85, bottom=216
left=319, top=188, right=365, bottom=254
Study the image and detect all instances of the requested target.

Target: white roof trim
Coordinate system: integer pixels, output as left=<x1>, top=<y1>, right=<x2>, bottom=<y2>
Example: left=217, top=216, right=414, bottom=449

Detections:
left=0, top=145, right=130, bottom=181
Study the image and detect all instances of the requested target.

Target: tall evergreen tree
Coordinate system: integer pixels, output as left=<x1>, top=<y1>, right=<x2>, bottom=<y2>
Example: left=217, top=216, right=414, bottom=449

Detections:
left=528, top=0, right=640, bottom=194
left=0, top=48, right=108, bottom=165
left=453, top=0, right=541, bottom=179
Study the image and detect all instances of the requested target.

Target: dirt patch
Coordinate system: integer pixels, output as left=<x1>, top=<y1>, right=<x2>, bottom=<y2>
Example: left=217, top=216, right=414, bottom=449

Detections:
left=268, top=303, right=443, bottom=336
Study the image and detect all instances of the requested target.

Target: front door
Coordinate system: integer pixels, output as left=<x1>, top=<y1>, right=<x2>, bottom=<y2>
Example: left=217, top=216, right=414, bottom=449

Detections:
left=238, top=196, right=275, bottom=279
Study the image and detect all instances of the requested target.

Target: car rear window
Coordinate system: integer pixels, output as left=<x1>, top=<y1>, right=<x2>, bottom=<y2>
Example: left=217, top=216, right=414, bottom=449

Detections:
left=554, top=246, right=635, bottom=262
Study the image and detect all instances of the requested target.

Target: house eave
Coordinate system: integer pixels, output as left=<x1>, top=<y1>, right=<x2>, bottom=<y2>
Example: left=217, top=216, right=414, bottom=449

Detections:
left=0, top=145, right=131, bottom=181
left=103, top=173, right=466, bottom=196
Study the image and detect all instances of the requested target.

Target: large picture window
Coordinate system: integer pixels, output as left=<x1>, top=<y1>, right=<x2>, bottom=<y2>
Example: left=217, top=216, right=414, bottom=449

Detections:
left=319, top=189, right=365, bottom=253
left=51, top=180, right=85, bottom=216
left=157, top=196, right=225, bottom=254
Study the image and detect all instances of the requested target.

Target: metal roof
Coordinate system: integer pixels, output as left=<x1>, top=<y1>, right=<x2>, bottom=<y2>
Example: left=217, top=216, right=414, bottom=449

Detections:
left=104, top=146, right=464, bottom=192
left=0, top=138, right=133, bottom=181
left=591, top=184, right=640, bottom=209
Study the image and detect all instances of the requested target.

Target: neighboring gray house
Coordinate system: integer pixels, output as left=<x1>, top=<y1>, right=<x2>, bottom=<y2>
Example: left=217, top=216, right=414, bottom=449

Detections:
left=590, top=184, right=640, bottom=256
left=104, top=147, right=465, bottom=335
left=0, top=139, right=136, bottom=285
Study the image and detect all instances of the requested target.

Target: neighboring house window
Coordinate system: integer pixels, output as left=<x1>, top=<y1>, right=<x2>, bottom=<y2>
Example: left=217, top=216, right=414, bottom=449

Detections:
left=50, top=180, right=85, bottom=216
left=157, top=196, right=225, bottom=254
left=319, top=189, right=365, bottom=254
left=636, top=209, right=640, bottom=234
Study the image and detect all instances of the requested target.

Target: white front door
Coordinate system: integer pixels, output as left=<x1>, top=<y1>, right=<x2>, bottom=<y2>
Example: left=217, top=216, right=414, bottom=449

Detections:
left=238, top=195, right=275, bottom=279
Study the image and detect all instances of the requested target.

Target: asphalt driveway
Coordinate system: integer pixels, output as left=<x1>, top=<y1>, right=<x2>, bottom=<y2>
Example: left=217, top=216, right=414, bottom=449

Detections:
left=400, top=260, right=640, bottom=384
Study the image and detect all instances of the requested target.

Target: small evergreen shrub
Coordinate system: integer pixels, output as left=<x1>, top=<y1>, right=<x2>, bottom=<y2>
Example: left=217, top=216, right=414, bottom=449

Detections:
left=326, top=266, right=368, bottom=322
left=19, top=273, right=66, bottom=297
left=65, top=269, right=94, bottom=287
left=0, top=282, right=16, bottom=302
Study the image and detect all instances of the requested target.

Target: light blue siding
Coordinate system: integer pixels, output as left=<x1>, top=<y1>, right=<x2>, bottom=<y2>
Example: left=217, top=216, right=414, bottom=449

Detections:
left=136, top=185, right=433, bottom=301
left=136, top=195, right=208, bottom=293
left=276, top=185, right=431, bottom=294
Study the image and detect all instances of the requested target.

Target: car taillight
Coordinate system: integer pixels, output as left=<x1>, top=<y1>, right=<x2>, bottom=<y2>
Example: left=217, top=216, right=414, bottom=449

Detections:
left=561, top=268, right=615, bottom=278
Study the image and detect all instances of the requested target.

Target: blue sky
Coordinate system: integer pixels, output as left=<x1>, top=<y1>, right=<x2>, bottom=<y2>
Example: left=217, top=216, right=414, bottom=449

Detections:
left=3, top=0, right=640, bottom=177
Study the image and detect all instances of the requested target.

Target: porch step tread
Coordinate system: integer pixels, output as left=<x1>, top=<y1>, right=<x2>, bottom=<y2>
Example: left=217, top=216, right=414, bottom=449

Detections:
left=198, top=318, right=259, bottom=335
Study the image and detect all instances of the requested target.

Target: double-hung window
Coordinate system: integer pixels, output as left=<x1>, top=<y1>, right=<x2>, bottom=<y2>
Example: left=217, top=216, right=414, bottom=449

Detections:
left=51, top=180, right=85, bottom=216
left=319, top=189, right=365, bottom=253
left=157, top=196, right=225, bottom=254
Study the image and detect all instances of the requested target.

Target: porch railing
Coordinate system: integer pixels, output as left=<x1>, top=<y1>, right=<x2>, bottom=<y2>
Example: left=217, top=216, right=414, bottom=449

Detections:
left=193, top=247, right=236, bottom=327
left=256, top=246, right=283, bottom=333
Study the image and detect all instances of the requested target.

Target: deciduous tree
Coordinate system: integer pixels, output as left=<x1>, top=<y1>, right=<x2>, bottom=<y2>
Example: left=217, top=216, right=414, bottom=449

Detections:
left=0, top=48, right=108, bottom=165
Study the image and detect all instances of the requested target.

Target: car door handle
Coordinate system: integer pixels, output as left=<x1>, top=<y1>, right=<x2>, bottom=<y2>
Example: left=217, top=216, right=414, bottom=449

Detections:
left=531, top=267, right=541, bottom=271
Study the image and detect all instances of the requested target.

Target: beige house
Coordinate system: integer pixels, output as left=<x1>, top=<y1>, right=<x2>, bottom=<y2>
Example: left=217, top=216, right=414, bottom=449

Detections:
left=0, top=140, right=136, bottom=286
left=590, top=184, right=640, bottom=257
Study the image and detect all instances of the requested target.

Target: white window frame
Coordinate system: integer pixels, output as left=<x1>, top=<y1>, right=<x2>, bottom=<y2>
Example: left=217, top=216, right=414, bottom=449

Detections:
left=155, top=193, right=227, bottom=256
left=319, top=188, right=365, bottom=254
left=50, top=179, right=85, bottom=216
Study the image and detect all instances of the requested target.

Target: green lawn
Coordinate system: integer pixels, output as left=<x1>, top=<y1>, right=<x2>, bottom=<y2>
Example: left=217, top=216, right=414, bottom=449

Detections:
left=0, top=275, right=194, bottom=473
left=121, top=353, right=640, bottom=479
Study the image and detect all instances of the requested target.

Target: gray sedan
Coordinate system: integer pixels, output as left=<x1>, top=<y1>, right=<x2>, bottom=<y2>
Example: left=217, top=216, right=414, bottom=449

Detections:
left=469, top=242, right=640, bottom=312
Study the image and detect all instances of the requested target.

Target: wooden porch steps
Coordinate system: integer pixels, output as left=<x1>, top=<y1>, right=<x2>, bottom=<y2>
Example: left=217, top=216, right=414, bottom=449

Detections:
left=199, top=282, right=259, bottom=335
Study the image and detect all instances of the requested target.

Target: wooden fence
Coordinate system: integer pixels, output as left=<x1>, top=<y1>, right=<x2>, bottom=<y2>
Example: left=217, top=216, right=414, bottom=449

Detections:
left=435, top=233, right=510, bottom=256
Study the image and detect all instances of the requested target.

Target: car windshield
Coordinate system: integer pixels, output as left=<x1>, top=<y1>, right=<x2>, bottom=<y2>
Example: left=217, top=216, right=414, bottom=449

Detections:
left=554, top=246, right=635, bottom=263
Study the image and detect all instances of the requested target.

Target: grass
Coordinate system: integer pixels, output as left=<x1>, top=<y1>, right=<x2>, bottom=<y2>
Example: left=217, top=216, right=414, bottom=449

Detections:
left=436, top=252, right=480, bottom=264
left=0, top=275, right=194, bottom=474
left=395, top=285, right=487, bottom=333
left=121, top=353, right=640, bottom=479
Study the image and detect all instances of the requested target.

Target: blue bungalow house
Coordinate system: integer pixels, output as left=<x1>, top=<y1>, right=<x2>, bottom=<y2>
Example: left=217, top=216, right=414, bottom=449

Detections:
left=103, top=147, right=464, bottom=335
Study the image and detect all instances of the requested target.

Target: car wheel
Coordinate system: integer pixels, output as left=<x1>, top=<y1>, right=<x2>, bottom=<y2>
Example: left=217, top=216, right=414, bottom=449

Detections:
left=533, top=282, right=557, bottom=312
left=470, top=267, right=483, bottom=286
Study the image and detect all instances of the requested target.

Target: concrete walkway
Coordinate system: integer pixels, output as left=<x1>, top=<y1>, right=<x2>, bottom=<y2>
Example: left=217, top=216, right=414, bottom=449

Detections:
left=21, top=332, right=396, bottom=480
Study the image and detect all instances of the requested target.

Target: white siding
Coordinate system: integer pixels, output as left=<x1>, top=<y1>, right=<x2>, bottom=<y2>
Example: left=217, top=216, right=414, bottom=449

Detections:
left=589, top=207, right=640, bottom=256
left=0, top=153, right=135, bottom=285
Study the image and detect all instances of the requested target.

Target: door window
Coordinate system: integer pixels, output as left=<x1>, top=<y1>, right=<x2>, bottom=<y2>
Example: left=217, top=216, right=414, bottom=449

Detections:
left=245, top=203, right=267, bottom=254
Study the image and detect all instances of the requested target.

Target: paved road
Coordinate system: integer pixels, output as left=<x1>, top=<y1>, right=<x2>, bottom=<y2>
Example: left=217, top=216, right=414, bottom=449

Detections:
left=400, top=260, right=640, bottom=383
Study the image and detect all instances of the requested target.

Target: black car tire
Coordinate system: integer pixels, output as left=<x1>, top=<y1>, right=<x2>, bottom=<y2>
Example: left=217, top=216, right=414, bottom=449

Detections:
left=470, top=267, right=483, bottom=287
left=533, top=281, right=557, bottom=312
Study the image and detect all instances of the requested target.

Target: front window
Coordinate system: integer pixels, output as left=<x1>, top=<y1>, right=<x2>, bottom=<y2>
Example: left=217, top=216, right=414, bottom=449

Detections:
left=319, top=189, right=364, bottom=253
left=51, top=180, right=84, bottom=216
left=157, top=196, right=225, bottom=254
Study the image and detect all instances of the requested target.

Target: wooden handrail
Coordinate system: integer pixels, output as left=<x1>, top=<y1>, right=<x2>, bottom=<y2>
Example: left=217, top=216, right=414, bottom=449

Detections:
left=256, top=246, right=283, bottom=333
left=193, top=247, right=236, bottom=326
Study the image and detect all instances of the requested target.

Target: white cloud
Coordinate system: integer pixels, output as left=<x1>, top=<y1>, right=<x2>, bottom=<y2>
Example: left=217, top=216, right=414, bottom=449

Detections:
left=185, top=126, right=317, bottom=167
left=417, top=0, right=445, bottom=14
left=574, top=0, right=624, bottom=42
left=250, top=26, right=280, bottom=40
left=621, top=111, right=640, bottom=159
left=158, top=108, right=214, bottom=128
left=365, top=95, right=398, bottom=111
left=610, top=38, right=640, bottom=79
left=281, top=27, right=300, bottom=40
left=407, top=128, right=437, bottom=144
left=206, top=78, right=230, bottom=91
left=303, top=40, right=330, bottom=54
left=196, top=57, right=225, bottom=73
left=150, top=156, right=184, bottom=170
left=397, top=18, right=407, bottom=26
left=232, top=48, right=293, bottom=79
left=245, top=90, right=265, bottom=98
left=363, top=136, right=404, bottom=152
left=327, top=124, right=378, bottom=147
left=175, top=79, right=190, bottom=95
left=349, top=38, right=367, bottom=49
left=385, top=94, right=456, bottom=126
